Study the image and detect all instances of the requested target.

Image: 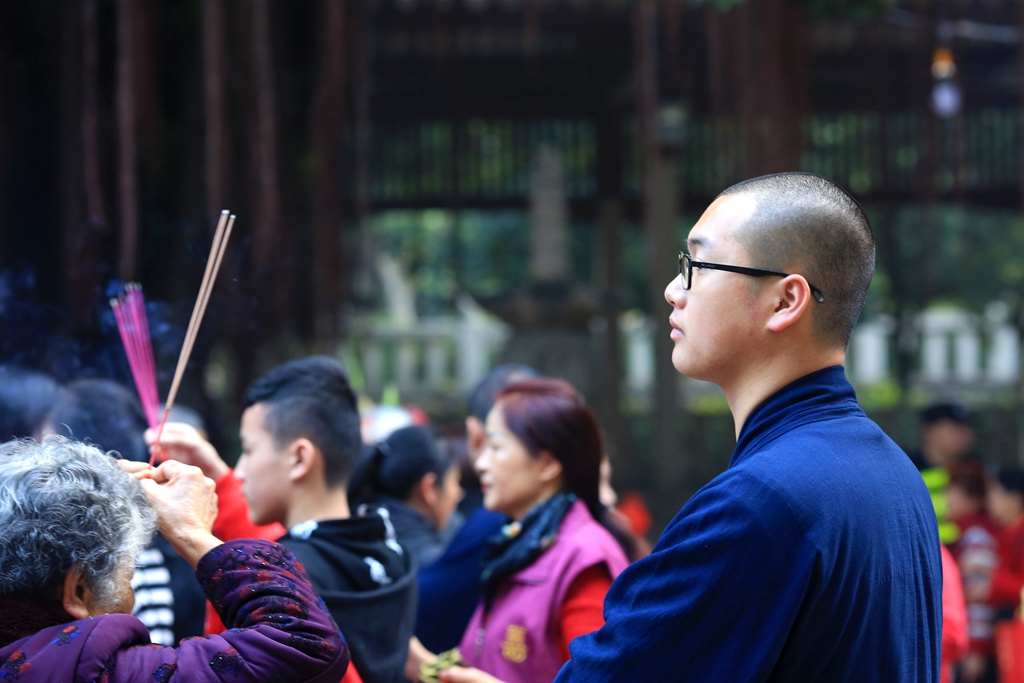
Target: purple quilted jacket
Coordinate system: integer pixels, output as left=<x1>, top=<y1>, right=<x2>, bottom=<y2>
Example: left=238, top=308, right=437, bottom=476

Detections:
left=0, top=539, right=349, bottom=682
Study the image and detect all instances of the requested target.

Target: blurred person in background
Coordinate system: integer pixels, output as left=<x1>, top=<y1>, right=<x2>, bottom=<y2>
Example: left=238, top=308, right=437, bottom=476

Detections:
left=908, top=403, right=976, bottom=545
left=972, top=468, right=1024, bottom=620
left=0, top=437, right=348, bottom=682
left=44, top=379, right=206, bottom=644
left=152, top=356, right=416, bottom=683
left=947, top=462, right=1000, bottom=683
left=414, top=364, right=541, bottom=654
left=348, top=425, right=463, bottom=568
left=460, top=365, right=543, bottom=515
left=411, top=378, right=634, bottom=683
left=0, top=365, right=61, bottom=442
left=599, top=455, right=652, bottom=559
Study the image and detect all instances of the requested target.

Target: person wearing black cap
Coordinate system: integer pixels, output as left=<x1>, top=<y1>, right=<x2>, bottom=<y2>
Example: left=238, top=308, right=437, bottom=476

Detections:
left=908, top=402, right=976, bottom=545
left=910, top=403, right=976, bottom=472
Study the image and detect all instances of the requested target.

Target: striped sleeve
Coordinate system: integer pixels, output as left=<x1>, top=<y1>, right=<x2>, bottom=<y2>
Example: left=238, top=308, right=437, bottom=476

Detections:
left=131, top=544, right=175, bottom=645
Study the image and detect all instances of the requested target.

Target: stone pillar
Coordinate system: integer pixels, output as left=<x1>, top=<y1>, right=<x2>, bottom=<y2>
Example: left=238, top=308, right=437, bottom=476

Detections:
left=529, top=146, right=570, bottom=282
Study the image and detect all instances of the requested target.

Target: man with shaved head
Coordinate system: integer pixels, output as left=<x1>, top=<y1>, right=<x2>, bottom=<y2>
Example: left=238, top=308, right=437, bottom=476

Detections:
left=552, top=173, right=940, bottom=683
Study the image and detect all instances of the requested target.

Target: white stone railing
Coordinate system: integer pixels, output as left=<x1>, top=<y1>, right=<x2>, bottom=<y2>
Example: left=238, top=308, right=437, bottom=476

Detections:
left=341, top=298, right=511, bottom=400
left=342, top=303, right=1022, bottom=403
left=848, top=305, right=1020, bottom=387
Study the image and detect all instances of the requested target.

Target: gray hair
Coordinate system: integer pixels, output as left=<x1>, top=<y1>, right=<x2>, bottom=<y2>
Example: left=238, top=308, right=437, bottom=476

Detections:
left=0, top=437, right=156, bottom=606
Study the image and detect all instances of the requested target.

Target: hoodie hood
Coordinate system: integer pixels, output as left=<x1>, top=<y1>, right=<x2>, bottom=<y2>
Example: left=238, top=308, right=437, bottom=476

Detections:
left=279, top=507, right=417, bottom=683
left=367, top=494, right=447, bottom=569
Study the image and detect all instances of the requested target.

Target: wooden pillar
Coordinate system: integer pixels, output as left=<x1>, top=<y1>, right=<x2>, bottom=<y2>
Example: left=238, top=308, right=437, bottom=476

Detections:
left=251, top=0, right=279, bottom=275
left=310, top=0, right=348, bottom=344
left=635, top=0, right=682, bottom=491
left=62, top=0, right=107, bottom=329
left=595, top=107, right=628, bottom=464
left=203, top=0, right=227, bottom=220
left=1017, top=0, right=1024, bottom=465
left=354, top=0, right=372, bottom=232
left=0, top=3, right=8, bottom=262
left=116, top=0, right=139, bottom=282
left=352, top=0, right=374, bottom=305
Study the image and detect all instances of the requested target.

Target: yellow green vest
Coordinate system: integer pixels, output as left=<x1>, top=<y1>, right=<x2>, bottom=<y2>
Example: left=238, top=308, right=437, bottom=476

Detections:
left=921, top=467, right=959, bottom=545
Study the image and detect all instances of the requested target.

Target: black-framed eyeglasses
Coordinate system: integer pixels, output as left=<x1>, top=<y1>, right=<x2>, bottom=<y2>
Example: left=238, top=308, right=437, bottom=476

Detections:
left=678, top=252, right=826, bottom=303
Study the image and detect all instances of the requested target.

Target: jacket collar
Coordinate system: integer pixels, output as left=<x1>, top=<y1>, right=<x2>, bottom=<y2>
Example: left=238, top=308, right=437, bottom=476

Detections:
left=0, top=594, right=74, bottom=648
left=512, top=500, right=592, bottom=583
left=731, top=365, right=861, bottom=468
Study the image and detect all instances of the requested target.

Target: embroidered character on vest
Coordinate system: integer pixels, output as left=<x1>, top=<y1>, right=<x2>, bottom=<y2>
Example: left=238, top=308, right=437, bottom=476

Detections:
left=501, top=626, right=528, bottom=664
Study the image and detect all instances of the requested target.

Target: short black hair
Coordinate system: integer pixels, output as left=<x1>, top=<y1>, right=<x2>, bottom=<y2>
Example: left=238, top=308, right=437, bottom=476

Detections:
left=998, top=467, right=1024, bottom=498
left=920, top=402, right=971, bottom=426
left=0, top=366, right=60, bottom=441
left=244, top=356, right=361, bottom=487
left=718, top=172, right=874, bottom=350
left=466, top=364, right=541, bottom=422
left=47, top=379, right=149, bottom=462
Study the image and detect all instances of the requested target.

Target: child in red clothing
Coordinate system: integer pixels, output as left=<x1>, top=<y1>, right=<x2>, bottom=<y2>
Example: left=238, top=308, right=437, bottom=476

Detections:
left=948, top=462, right=1001, bottom=683
left=979, top=468, right=1024, bottom=612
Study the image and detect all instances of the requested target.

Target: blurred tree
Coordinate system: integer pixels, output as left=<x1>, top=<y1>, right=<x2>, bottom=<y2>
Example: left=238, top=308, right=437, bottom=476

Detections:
left=310, top=0, right=349, bottom=344
left=203, top=0, right=227, bottom=220
left=703, top=0, right=805, bottom=176
left=116, top=0, right=139, bottom=282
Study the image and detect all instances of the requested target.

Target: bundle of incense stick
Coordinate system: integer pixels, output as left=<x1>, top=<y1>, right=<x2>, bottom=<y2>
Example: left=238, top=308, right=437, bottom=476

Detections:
left=150, top=209, right=236, bottom=464
left=111, top=283, right=161, bottom=429
left=111, top=210, right=236, bottom=466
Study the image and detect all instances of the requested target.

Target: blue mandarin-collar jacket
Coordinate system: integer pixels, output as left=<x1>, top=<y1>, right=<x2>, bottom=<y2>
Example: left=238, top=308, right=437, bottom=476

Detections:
left=555, top=366, right=941, bottom=683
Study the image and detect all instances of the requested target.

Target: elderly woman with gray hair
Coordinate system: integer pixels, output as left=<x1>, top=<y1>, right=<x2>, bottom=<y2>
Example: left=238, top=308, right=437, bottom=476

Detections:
left=0, top=437, right=349, bottom=682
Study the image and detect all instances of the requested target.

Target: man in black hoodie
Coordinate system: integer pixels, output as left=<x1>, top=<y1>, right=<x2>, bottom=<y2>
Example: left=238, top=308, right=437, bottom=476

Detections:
left=153, top=356, right=417, bottom=683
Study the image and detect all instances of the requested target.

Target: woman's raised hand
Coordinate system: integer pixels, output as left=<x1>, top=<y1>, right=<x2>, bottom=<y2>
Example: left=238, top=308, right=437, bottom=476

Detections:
left=123, top=458, right=221, bottom=568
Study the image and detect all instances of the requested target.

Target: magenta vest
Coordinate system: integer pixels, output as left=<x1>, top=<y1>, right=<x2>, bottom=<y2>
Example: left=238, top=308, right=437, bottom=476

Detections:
left=459, top=500, right=629, bottom=683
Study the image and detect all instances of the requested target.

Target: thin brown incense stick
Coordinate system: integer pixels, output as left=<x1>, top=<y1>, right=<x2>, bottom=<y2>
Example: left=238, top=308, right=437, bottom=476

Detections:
left=150, top=210, right=232, bottom=465
left=193, top=214, right=235, bottom=345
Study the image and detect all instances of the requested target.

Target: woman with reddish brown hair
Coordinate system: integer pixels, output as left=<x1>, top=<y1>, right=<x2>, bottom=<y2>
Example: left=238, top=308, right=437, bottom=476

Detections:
left=412, top=378, right=633, bottom=683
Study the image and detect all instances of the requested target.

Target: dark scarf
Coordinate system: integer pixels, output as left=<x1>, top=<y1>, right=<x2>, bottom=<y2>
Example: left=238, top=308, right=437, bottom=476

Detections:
left=481, top=492, right=576, bottom=612
left=0, top=594, right=74, bottom=648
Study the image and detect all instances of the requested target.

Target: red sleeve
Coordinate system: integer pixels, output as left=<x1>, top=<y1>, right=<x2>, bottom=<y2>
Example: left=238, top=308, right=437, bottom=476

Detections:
left=989, top=522, right=1024, bottom=607
left=341, top=663, right=364, bottom=683
left=212, top=469, right=286, bottom=542
left=941, top=545, right=968, bottom=667
left=557, top=564, right=613, bottom=662
left=989, top=564, right=1024, bottom=606
left=204, top=470, right=287, bottom=636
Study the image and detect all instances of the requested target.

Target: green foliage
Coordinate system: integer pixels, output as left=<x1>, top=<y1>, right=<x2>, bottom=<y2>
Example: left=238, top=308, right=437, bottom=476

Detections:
left=858, top=380, right=903, bottom=411
left=868, top=204, right=1024, bottom=315
left=370, top=209, right=595, bottom=313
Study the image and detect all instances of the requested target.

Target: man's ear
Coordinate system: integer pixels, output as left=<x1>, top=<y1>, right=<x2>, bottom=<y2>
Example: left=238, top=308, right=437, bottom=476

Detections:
left=419, top=472, right=439, bottom=507
left=288, top=438, right=319, bottom=483
left=62, top=567, right=93, bottom=620
left=536, top=450, right=563, bottom=484
left=766, top=274, right=813, bottom=334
